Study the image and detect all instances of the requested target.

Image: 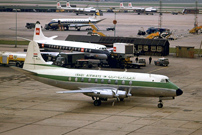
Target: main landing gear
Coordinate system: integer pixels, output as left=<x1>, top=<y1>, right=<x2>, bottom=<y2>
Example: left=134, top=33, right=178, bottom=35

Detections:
left=94, top=100, right=101, bottom=106
left=158, top=100, right=163, bottom=108
left=92, top=97, right=102, bottom=106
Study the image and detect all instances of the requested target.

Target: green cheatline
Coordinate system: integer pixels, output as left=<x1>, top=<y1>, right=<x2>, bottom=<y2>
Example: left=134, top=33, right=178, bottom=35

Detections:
left=0, top=40, right=29, bottom=45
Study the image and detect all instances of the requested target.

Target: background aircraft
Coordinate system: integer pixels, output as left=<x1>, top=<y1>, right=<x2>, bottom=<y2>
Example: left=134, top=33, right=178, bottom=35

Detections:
left=34, top=22, right=109, bottom=60
left=15, top=34, right=183, bottom=108
left=57, top=1, right=97, bottom=15
left=45, top=10, right=104, bottom=31
left=120, top=3, right=157, bottom=14
left=120, top=2, right=144, bottom=12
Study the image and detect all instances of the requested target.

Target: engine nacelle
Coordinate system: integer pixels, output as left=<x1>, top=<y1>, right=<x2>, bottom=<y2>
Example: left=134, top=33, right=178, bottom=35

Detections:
left=84, top=90, right=127, bottom=99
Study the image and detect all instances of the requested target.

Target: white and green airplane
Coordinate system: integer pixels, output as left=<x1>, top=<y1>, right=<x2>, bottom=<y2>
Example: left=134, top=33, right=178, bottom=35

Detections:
left=14, top=41, right=183, bottom=108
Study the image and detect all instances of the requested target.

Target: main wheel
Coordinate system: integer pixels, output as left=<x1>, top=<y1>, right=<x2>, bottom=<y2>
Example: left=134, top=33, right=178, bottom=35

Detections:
left=158, top=103, right=163, bottom=108
left=94, top=100, right=101, bottom=106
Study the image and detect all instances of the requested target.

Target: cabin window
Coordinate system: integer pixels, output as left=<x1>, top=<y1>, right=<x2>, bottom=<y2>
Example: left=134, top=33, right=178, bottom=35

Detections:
left=115, top=80, right=118, bottom=84
left=129, top=81, right=132, bottom=85
left=81, top=78, right=84, bottom=82
left=122, top=80, right=125, bottom=85
left=88, top=78, right=91, bottom=83
left=68, top=77, right=71, bottom=81
left=75, top=78, right=78, bottom=82
left=78, top=48, right=80, bottom=51
left=101, top=79, right=104, bottom=83
left=95, top=78, right=98, bottom=83
left=108, top=80, right=111, bottom=84
left=89, top=49, right=91, bottom=52
left=69, top=47, right=71, bottom=50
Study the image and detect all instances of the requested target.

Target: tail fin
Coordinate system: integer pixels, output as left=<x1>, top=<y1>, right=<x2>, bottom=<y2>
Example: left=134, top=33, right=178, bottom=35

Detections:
left=33, top=22, right=48, bottom=41
left=23, top=41, right=47, bottom=70
left=128, top=3, right=132, bottom=8
left=66, top=1, right=71, bottom=8
left=120, top=3, right=124, bottom=8
left=57, top=1, right=61, bottom=9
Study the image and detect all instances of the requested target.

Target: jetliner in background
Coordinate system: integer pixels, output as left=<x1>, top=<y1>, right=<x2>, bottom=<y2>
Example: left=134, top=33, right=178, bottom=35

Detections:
left=120, top=2, right=145, bottom=12
left=34, top=22, right=109, bottom=60
left=45, top=10, right=105, bottom=31
left=12, top=40, right=183, bottom=108
left=120, top=2, right=157, bottom=14
left=56, top=1, right=97, bottom=15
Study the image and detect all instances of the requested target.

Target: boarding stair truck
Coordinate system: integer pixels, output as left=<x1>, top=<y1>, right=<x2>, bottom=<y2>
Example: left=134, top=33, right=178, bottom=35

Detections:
left=107, top=43, right=144, bottom=69
left=0, top=52, right=26, bottom=67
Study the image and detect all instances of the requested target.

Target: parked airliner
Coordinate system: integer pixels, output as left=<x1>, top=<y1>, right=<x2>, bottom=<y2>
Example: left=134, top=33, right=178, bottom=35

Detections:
left=34, top=22, right=109, bottom=59
left=47, top=10, right=104, bottom=31
left=57, top=1, right=97, bottom=15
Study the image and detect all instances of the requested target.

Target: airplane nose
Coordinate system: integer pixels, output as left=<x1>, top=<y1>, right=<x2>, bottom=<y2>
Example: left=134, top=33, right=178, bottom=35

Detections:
left=176, top=89, right=183, bottom=96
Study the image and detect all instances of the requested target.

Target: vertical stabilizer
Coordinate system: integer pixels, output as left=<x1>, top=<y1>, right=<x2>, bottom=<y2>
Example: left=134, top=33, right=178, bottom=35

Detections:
left=120, top=3, right=124, bottom=8
left=57, top=2, right=61, bottom=9
left=23, top=41, right=47, bottom=70
left=33, top=22, right=48, bottom=41
left=66, top=1, right=71, bottom=8
left=128, top=3, right=132, bottom=8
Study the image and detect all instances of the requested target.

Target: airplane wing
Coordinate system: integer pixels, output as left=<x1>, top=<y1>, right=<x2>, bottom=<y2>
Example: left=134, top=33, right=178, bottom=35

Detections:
left=57, top=87, right=118, bottom=94
left=69, top=24, right=90, bottom=28
left=57, top=89, right=93, bottom=94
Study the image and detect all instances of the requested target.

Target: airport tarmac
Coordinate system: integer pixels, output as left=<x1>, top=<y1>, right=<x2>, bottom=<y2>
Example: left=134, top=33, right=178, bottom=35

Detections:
left=0, top=11, right=202, bottom=135
left=0, top=12, right=202, bottom=48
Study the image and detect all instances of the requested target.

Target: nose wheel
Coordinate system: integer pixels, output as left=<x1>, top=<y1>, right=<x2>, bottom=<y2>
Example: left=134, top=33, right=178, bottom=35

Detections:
left=158, top=100, right=163, bottom=108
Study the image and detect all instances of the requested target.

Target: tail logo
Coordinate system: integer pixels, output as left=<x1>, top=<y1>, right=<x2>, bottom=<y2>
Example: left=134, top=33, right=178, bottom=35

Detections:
left=67, top=3, right=70, bottom=7
left=36, top=28, right=40, bottom=35
left=113, top=47, right=116, bottom=52
left=57, top=3, right=60, bottom=7
left=33, top=53, right=38, bottom=57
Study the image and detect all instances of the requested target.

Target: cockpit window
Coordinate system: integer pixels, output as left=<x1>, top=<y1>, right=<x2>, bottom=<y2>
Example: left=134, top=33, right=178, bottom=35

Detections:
left=161, top=79, right=169, bottom=83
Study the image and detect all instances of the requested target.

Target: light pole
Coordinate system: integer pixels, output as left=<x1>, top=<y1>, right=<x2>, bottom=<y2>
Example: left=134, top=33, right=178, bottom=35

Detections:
left=113, top=12, right=117, bottom=37
left=15, top=9, right=17, bottom=48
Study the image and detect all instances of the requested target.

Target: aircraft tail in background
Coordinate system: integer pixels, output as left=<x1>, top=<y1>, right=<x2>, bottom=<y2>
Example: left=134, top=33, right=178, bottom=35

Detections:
left=120, top=3, right=124, bottom=8
left=56, top=2, right=61, bottom=9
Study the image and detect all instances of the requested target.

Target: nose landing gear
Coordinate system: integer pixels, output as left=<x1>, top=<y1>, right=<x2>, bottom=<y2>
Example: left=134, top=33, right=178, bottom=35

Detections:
left=158, top=100, right=163, bottom=108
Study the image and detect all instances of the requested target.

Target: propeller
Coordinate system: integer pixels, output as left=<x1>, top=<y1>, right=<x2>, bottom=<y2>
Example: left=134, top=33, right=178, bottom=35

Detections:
left=112, top=88, right=119, bottom=106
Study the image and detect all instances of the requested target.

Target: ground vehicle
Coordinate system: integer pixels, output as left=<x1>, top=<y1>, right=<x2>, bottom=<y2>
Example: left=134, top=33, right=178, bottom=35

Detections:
left=172, top=12, right=178, bottom=15
left=146, top=27, right=169, bottom=34
left=105, top=43, right=145, bottom=69
left=154, top=58, right=169, bottom=66
left=106, top=27, right=115, bottom=31
left=25, top=23, right=35, bottom=29
left=54, top=52, right=98, bottom=68
left=0, top=52, right=26, bottom=67
left=138, top=58, right=146, bottom=66
left=189, top=25, right=202, bottom=34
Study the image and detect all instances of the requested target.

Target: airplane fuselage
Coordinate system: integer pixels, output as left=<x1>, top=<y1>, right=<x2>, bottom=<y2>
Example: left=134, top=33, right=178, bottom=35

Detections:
left=25, top=66, right=182, bottom=98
